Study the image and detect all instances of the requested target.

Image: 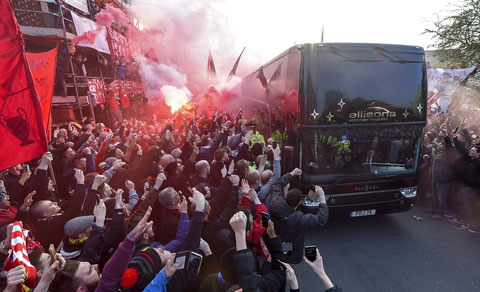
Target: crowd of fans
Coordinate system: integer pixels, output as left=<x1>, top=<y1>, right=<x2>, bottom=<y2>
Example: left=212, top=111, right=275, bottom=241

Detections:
left=0, top=112, right=341, bottom=291
left=417, top=111, right=480, bottom=233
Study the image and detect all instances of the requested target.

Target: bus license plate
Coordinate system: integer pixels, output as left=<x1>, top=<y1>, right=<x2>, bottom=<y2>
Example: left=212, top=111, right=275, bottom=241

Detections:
left=350, top=209, right=376, bottom=217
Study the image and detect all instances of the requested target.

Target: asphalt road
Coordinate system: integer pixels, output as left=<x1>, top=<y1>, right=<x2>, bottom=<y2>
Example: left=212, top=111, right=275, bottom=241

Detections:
left=292, top=207, right=480, bottom=292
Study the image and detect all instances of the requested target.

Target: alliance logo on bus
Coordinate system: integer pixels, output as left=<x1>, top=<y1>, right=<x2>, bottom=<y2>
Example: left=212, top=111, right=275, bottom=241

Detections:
left=348, top=107, right=396, bottom=121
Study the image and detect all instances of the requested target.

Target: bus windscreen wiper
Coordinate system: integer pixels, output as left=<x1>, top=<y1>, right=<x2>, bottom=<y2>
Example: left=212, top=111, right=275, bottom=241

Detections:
left=323, top=174, right=362, bottom=191
left=374, top=47, right=423, bottom=64
left=364, top=162, right=406, bottom=167
left=329, top=46, right=380, bottom=63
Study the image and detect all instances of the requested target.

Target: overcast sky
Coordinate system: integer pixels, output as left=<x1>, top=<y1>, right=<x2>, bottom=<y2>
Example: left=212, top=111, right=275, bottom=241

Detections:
left=134, top=0, right=457, bottom=74
left=222, top=0, right=456, bottom=57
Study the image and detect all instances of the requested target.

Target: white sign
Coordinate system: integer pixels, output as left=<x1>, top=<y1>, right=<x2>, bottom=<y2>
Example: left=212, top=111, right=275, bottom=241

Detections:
left=71, top=12, right=110, bottom=54
left=427, top=66, right=476, bottom=112
left=64, top=0, right=90, bottom=15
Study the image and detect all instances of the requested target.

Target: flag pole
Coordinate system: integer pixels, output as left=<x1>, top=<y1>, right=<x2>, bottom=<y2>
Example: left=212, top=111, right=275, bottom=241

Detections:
left=48, top=160, right=57, bottom=192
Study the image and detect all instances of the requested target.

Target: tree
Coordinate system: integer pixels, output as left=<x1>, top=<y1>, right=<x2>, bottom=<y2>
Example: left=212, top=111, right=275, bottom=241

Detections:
left=425, top=0, right=480, bottom=67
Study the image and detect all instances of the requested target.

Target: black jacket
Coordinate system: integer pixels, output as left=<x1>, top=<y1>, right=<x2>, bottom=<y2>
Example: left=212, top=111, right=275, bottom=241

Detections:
left=152, top=203, right=181, bottom=244
left=268, top=174, right=329, bottom=264
left=453, top=137, right=480, bottom=189
left=33, top=183, right=96, bottom=248
left=234, top=249, right=286, bottom=292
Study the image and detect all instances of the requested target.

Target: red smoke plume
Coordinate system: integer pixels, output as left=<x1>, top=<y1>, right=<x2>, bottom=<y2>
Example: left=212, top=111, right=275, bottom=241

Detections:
left=71, top=30, right=98, bottom=47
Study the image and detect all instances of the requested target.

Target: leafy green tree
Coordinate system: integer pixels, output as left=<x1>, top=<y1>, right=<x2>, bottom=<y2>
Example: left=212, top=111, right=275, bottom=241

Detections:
left=425, top=0, right=480, bottom=67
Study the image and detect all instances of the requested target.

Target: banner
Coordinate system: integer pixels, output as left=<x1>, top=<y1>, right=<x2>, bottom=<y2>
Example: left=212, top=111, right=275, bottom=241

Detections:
left=106, top=27, right=131, bottom=61
left=64, top=0, right=90, bottom=15
left=427, top=66, right=476, bottom=113
left=71, top=12, right=110, bottom=54
left=132, top=81, right=145, bottom=92
left=26, top=47, right=58, bottom=142
left=87, top=78, right=106, bottom=104
left=0, top=0, right=48, bottom=170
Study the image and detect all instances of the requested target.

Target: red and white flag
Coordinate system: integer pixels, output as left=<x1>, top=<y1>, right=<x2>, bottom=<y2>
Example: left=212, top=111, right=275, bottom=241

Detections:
left=427, top=66, right=476, bottom=113
left=4, top=222, right=37, bottom=291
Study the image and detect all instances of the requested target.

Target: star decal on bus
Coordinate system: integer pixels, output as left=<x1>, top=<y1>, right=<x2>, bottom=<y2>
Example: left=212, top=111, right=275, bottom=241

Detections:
left=417, top=104, right=423, bottom=114
left=402, top=109, right=409, bottom=119
left=310, top=109, right=319, bottom=119
left=326, top=112, right=334, bottom=122
left=338, top=99, right=346, bottom=110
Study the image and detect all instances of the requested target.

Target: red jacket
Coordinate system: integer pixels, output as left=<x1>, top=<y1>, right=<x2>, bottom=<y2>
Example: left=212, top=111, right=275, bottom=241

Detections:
left=106, top=91, right=120, bottom=111
left=0, top=206, right=17, bottom=225
left=119, top=89, right=131, bottom=109
left=237, top=196, right=269, bottom=259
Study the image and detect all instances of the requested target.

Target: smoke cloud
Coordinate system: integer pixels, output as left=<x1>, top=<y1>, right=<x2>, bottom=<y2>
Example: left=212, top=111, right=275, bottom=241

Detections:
left=78, top=1, right=265, bottom=115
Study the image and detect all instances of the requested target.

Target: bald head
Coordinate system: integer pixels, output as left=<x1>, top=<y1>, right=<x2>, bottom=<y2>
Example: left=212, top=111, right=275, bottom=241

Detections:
left=246, top=170, right=260, bottom=187
left=171, top=148, right=182, bottom=159
left=260, top=170, right=273, bottom=186
left=160, top=154, right=174, bottom=168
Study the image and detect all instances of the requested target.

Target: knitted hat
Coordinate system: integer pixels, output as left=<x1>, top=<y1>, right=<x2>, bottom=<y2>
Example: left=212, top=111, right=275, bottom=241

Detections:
left=120, top=246, right=163, bottom=291
left=64, top=215, right=94, bottom=238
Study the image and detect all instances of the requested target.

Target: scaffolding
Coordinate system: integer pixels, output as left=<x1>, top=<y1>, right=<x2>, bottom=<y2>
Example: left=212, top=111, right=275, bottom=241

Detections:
left=13, top=0, right=129, bottom=125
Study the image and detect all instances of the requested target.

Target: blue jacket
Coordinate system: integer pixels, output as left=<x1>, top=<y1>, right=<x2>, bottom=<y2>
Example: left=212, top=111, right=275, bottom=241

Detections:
left=143, top=268, right=171, bottom=292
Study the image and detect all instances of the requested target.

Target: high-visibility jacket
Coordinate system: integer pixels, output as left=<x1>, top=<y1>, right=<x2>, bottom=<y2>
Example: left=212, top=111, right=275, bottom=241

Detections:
left=272, top=129, right=287, bottom=148
left=250, top=131, right=265, bottom=148
left=336, top=139, right=351, bottom=155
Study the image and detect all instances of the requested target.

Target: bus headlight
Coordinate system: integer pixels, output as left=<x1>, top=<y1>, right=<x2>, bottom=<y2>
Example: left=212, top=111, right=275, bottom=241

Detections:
left=399, top=187, right=417, bottom=198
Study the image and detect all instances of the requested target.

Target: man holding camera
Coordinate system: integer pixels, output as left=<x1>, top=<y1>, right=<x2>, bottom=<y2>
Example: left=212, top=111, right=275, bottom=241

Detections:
left=268, top=168, right=329, bottom=263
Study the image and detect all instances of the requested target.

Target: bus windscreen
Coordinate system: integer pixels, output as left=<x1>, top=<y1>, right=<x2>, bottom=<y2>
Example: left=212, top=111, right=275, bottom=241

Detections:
left=300, top=124, right=423, bottom=177
left=300, top=44, right=426, bottom=124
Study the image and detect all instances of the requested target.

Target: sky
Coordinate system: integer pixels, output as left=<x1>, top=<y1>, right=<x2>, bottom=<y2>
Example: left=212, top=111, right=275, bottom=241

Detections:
left=132, top=0, right=457, bottom=77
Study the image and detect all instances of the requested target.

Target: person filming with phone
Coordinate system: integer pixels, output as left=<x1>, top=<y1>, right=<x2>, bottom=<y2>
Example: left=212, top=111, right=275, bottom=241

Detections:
left=268, top=168, right=329, bottom=263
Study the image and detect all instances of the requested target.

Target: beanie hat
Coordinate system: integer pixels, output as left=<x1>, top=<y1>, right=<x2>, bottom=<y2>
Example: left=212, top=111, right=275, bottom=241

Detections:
left=64, top=215, right=94, bottom=238
left=120, top=246, right=163, bottom=291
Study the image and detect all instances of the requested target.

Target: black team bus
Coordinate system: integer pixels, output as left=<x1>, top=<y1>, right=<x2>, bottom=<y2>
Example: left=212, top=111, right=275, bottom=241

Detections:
left=231, top=43, right=427, bottom=218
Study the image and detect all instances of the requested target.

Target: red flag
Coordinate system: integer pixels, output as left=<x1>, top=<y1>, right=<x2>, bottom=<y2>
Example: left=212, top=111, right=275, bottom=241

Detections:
left=227, top=46, right=245, bottom=81
left=106, top=27, right=131, bottom=61
left=0, top=0, right=48, bottom=171
left=256, top=67, right=268, bottom=89
left=269, top=62, right=282, bottom=84
left=207, top=50, right=217, bottom=85
left=26, top=47, right=58, bottom=142
left=87, top=78, right=106, bottom=104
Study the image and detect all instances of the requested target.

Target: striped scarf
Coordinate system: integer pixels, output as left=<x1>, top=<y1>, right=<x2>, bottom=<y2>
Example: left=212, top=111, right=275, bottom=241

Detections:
left=4, top=222, right=36, bottom=292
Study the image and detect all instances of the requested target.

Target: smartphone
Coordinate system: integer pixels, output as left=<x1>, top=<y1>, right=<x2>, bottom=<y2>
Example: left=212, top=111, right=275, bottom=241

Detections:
left=174, top=250, right=203, bottom=275
left=282, top=242, right=293, bottom=252
left=305, top=245, right=317, bottom=262
left=261, top=212, right=270, bottom=228
left=25, top=165, right=30, bottom=173
left=276, top=259, right=287, bottom=271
